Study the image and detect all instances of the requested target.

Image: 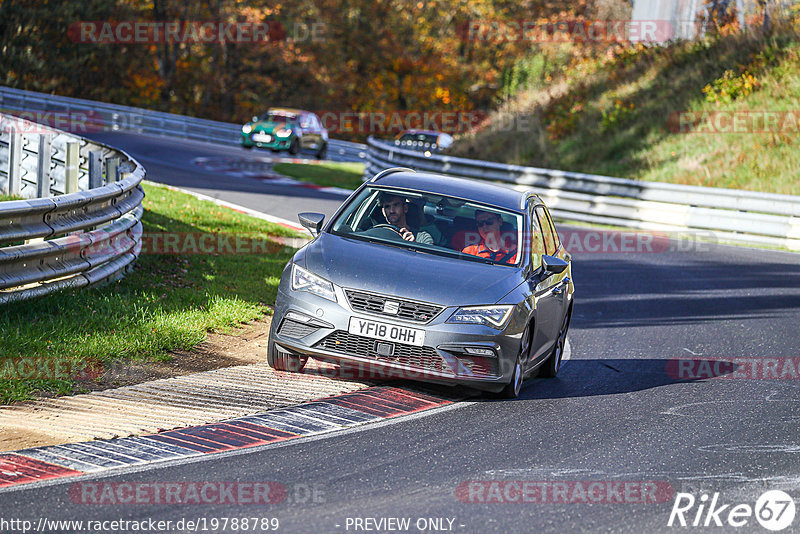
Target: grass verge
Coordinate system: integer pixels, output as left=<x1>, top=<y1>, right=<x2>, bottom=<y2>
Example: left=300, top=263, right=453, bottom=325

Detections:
left=0, top=182, right=300, bottom=404
left=452, top=23, right=800, bottom=195
left=273, top=162, right=365, bottom=190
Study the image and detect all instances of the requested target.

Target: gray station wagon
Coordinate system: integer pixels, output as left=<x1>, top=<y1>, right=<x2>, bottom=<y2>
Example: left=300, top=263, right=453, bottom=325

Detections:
left=267, top=168, right=574, bottom=397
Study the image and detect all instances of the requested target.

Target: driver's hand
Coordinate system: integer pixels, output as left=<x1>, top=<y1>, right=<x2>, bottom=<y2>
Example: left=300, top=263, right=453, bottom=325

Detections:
left=399, top=228, right=415, bottom=242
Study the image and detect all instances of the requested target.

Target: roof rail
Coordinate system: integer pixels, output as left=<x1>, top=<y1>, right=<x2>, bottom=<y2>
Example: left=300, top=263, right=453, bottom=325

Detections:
left=369, top=167, right=416, bottom=182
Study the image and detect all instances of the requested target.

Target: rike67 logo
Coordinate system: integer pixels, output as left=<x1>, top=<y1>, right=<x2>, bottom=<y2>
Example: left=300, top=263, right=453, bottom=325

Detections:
left=668, top=490, right=796, bottom=531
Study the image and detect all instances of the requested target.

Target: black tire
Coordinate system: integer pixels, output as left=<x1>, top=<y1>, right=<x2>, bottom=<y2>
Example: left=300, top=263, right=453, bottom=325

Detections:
left=540, top=306, right=571, bottom=378
left=498, top=323, right=532, bottom=399
left=267, top=344, right=307, bottom=372
left=242, top=144, right=253, bottom=150
left=316, top=142, right=328, bottom=159
left=288, top=138, right=300, bottom=155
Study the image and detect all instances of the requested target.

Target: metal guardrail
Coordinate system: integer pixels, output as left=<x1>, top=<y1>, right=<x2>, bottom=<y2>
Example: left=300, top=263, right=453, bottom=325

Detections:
left=366, top=137, right=800, bottom=251
left=0, top=85, right=367, bottom=163
left=0, top=112, right=145, bottom=304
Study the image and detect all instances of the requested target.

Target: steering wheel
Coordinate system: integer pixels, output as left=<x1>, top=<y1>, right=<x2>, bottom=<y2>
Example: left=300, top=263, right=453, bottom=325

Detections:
left=371, top=224, right=403, bottom=236
left=360, top=223, right=405, bottom=240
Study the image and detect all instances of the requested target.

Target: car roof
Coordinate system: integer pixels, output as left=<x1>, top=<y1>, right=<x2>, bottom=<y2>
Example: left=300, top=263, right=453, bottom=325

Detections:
left=267, top=107, right=305, bottom=115
left=373, top=170, right=541, bottom=212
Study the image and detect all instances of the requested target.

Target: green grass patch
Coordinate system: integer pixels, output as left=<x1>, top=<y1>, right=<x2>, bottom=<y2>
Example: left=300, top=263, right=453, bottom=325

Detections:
left=453, top=24, right=800, bottom=195
left=0, top=182, right=299, bottom=404
left=0, top=195, right=23, bottom=201
left=273, top=162, right=365, bottom=190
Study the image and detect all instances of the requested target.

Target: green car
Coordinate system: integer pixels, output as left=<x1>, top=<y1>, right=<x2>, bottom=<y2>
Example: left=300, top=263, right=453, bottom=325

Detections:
left=240, top=108, right=328, bottom=158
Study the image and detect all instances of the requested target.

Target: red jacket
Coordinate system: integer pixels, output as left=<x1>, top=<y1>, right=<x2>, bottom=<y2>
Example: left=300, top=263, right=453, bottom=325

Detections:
left=462, top=242, right=517, bottom=264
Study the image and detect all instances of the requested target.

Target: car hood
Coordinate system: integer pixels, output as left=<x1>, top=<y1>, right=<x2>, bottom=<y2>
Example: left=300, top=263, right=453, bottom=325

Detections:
left=253, top=120, right=294, bottom=134
left=300, top=233, right=524, bottom=307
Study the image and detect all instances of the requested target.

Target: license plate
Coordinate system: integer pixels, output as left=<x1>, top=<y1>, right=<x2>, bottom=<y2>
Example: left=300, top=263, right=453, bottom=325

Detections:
left=252, top=133, right=272, bottom=143
left=348, top=317, right=425, bottom=347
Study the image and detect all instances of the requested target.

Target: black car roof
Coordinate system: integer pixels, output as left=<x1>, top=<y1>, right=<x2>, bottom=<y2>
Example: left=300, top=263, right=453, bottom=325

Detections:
left=373, top=171, right=539, bottom=212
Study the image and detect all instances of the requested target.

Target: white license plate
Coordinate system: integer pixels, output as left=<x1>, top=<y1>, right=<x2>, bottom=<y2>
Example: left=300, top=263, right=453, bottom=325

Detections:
left=252, top=133, right=272, bottom=143
left=348, top=317, right=425, bottom=347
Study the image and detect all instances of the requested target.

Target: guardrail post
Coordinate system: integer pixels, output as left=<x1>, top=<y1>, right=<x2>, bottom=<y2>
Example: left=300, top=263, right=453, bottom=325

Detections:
left=5, top=133, right=22, bottom=196
left=36, top=134, right=52, bottom=198
left=65, top=141, right=80, bottom=193
left=105, top=157, right=120, bottom=183
left=88, top=150, right=103, bottom=188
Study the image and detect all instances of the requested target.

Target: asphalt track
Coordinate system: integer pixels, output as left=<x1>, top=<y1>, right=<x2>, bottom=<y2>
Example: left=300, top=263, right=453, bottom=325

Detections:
left=1, top=133, right=799, bottom=533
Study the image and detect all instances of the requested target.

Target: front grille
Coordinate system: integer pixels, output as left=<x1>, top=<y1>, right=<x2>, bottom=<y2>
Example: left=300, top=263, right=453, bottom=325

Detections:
left=344, top=289, right=444, bottom=324
left=278, top=319, right=318, bottom=339
left=457, top=356, right=497, bottom=378
left=315, top=330, right=452, bottom=374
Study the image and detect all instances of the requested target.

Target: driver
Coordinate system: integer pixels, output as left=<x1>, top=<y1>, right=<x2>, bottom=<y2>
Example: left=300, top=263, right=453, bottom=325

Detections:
left=379, top=193, right=434, bottom=244
left=462, top=209, right=517, bottom=263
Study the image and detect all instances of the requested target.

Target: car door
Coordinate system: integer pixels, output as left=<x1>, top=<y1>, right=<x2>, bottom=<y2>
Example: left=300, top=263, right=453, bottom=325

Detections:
left=299, top=113, right=314, bottom=150
left=308, top=113, right=323, bottom=149
left=529, top=205, right=566, bottom=360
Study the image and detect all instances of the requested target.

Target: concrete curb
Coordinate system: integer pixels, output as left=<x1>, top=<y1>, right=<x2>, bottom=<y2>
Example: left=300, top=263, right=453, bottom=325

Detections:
left=0, top=386, right=458, bottom=491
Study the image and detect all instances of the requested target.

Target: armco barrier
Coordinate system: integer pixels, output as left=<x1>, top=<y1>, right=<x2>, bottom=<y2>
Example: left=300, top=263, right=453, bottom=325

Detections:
left=365, top=137, right=800, bottom=251
left=0, top=85, right=366, bottom=162
left=0, top=112, right=145, bottom=304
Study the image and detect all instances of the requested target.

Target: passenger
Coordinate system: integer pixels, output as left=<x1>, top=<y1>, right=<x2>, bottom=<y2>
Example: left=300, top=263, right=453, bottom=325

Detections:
left=461, top=209, right=517, bottom=263
left=379, top=193, right=434, bottom=244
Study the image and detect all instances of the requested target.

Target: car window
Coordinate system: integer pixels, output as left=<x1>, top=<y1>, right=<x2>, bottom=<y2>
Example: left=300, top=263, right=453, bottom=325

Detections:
left=535, top=206, right=556, bottom=255
left=261, top=111, right=297, bottom=122
left=309, top=114, right=321, bottom=129
left=528, top=207, right=545, bottom=270
left=300, top=114, right=312, bottom=128
left=542, top=206, right=561, bottom=251
left=330, top=186, right=524, bottom=266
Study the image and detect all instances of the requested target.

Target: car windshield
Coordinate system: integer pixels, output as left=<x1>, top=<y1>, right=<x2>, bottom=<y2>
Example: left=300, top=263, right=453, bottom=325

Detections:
left=260, top=111, right=297, bottom=122
left=329, top=186, right=524, bottom=266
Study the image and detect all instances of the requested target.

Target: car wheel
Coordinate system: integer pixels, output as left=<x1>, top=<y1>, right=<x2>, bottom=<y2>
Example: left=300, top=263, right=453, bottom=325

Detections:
left=288, top=138, right=300, bottom=155
left=540, top=306, right=571, bottom=378
left=316, top=142, right=328, bottom=159
left=242, top=144, right=253, bottom=150
left=498, top=323, right=531, bottom=399
left=268, top=344, right=307, bottom=372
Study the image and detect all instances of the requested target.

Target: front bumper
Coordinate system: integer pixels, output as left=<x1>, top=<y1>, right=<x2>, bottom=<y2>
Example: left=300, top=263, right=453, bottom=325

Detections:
left=268, top=283, right=524, bottom=392
left=241, top=132, right=292, bottom=150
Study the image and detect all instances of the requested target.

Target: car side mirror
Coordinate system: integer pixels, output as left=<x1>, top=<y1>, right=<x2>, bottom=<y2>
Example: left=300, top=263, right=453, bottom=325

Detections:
left=542, top=255, right=568, bottom=275
left=298, top=212, right=325, bottom=236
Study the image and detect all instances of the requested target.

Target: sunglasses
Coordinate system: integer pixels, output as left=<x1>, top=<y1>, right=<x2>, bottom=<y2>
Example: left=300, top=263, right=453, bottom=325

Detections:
left=476, top=218, right=500, bottom=228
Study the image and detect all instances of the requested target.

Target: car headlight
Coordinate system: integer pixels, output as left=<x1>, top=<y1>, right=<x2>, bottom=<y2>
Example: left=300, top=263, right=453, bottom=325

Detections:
left=447, top=305, right=514, bottom=328
left=242, top=124, right=252, bottom=134
left=291, top=264, right=337, bottom=302
left=276, top=128, right=292, bottom=138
